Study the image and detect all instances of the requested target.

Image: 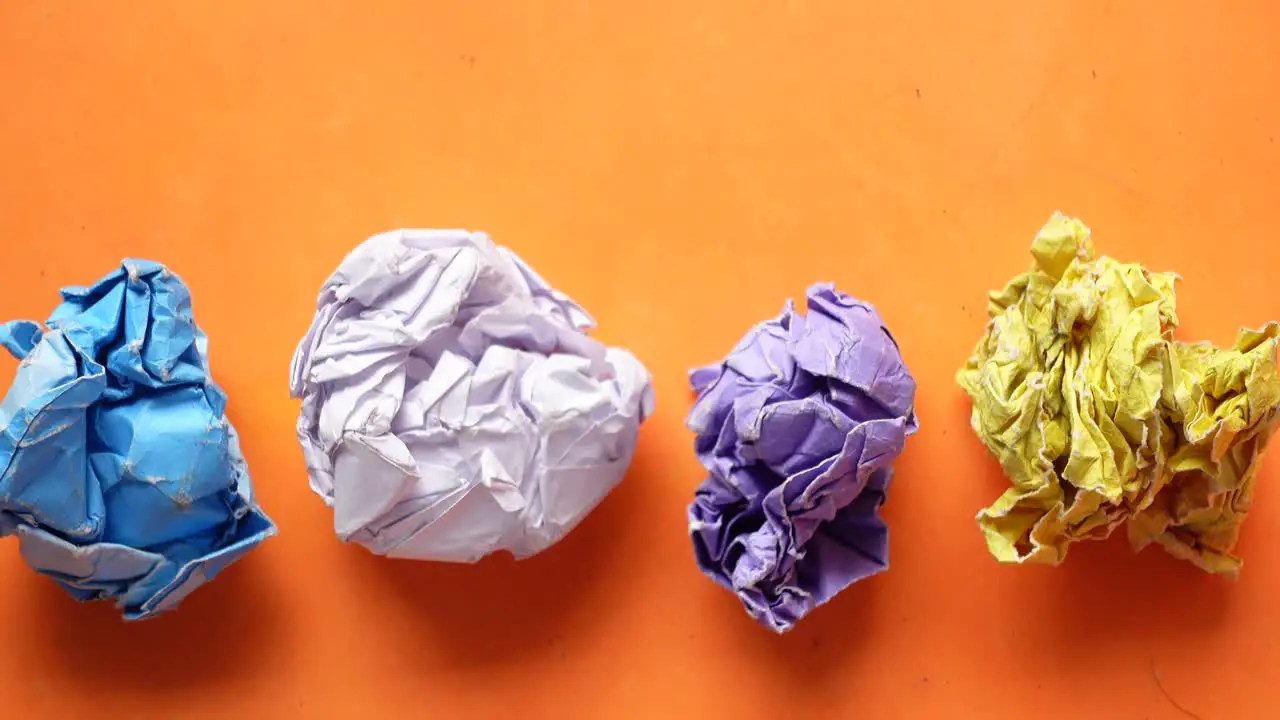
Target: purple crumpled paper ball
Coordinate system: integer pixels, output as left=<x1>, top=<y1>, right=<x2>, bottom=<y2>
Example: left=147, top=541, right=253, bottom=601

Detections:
left=686, top=283, right=918, bottom=632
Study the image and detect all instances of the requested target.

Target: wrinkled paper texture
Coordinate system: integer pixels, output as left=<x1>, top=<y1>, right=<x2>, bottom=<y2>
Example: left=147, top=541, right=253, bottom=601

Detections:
left=958, top=212, right=1280, bottom=576
left=687, top=284, right=918, bottom=632
left=0, top=260, right=276, bottom=619
left=290, top=229, right=654, bottom=562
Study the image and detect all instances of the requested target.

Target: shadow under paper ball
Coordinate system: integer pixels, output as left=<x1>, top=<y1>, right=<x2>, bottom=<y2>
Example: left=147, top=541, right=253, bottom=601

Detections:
left=345, top=437, right=656, bottom=669
left=25, top=550, right=286, bottom=692
left=728, top=565, right=887, bottom=686
left=951, top=360, right=1234, bottom=643
left=689, top=431, right=895, bottom=682
left=1047, top=531, right=1231, bottom=652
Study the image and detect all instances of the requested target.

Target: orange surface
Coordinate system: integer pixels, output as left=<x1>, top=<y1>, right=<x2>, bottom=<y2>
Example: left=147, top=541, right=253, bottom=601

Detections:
left=2, top=2, right=1279, bottom=718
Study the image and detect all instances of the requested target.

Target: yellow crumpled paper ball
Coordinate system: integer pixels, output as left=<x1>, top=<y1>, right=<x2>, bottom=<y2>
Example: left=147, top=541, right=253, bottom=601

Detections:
left=958, top=212, right=1280, bottom=577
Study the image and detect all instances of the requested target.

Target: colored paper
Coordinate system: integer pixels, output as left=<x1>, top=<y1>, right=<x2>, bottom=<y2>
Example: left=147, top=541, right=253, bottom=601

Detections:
left=290, top=229, right=654, bottom=562
left=0, top=260, right=276, bottom=619
left=958, top=212, right=1280, bottom=576
left=687, top=284, right=919, bottom=632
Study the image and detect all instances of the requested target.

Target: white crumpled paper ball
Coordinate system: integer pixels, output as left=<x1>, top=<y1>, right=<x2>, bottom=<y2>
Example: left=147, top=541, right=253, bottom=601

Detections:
left=289, top=229, right=653, bottom=562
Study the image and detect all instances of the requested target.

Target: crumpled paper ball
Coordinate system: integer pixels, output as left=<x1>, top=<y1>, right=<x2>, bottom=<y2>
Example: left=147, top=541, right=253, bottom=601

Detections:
left=289, top=229, right=654, bottom=562
left=958, top=212, right=1280, bottom=576
left=0, top=260, right=276, bottom=619
left=686, top=284, right=919, bottom=632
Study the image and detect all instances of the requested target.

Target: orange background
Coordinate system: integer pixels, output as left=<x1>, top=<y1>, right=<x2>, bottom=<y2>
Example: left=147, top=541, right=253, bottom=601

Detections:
left=1, top=2, right=1278, bottom=718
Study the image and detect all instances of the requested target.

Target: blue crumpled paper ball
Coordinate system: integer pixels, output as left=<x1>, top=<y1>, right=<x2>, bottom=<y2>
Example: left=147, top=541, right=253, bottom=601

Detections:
left=0, top=260, right=276, bottom=619
left=686, top=284, right=919, bottom=632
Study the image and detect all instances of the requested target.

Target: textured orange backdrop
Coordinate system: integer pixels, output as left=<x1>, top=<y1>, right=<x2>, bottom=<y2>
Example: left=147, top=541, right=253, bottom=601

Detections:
left=2, top=2, right=1279, bottom=718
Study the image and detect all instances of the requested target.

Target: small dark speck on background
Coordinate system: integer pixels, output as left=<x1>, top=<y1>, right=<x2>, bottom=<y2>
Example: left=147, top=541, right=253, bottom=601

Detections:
left=80, top=225, right=86, bottom=231
left=915, top=88, right=921, bottom=99
left=922, top=676, right=930, bottom=683
left=1091, top=69, right=1097, bottom=79
left=39, top=269, right=46, bottom=277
